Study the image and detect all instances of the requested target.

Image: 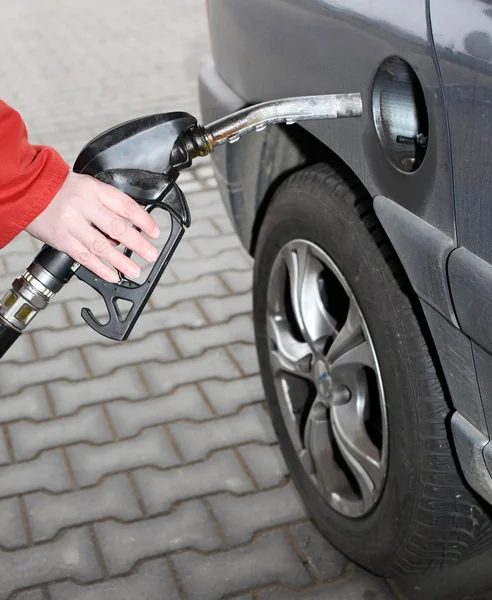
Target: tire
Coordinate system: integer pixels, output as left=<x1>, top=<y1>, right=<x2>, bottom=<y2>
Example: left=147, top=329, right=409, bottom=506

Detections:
left=253, top=163, right=492, bottom=577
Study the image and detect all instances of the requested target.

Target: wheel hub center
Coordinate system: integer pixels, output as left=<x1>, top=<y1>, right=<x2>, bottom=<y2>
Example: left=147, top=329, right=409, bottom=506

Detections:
left=314, top=360, right=332, bottom=398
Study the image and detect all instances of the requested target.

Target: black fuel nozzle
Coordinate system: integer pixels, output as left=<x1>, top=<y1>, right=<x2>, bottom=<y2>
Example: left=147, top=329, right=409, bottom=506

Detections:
left=74, top=168, right=191, bottom=341
left=0, top=93, right=363, bottom=356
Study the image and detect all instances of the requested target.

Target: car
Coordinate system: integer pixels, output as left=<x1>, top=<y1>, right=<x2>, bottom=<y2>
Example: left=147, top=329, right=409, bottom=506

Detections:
left=199, top=1, right=492, bottom=597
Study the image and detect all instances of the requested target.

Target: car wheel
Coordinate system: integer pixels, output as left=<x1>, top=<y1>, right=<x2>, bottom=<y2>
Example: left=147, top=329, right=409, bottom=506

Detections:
left=253, top=163, right=492, bottom=576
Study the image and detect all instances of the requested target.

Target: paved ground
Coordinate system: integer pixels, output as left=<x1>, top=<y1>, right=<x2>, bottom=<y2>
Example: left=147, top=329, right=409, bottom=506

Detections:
left=0, top=1, right=398, bottom=598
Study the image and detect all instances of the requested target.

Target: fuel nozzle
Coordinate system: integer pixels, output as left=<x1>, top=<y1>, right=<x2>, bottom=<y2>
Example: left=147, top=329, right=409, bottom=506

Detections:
left=181, top=93, right=363, bottom=159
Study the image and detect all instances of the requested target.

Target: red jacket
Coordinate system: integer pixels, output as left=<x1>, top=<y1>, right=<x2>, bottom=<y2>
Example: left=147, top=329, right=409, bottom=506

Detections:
left=0, top=101, right=69, bottom=248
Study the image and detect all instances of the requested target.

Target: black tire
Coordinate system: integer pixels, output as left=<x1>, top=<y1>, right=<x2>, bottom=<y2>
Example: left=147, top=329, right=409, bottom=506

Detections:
left=253, top=163, right=492, bottom=577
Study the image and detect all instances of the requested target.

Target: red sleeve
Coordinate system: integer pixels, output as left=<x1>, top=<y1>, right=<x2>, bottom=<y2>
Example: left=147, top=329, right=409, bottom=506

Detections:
left=0, top=100, right=70, bottom=248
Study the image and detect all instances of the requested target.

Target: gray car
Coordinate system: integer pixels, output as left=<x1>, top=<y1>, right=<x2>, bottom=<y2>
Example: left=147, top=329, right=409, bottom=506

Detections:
left=199, top=0, right=492, bottom=596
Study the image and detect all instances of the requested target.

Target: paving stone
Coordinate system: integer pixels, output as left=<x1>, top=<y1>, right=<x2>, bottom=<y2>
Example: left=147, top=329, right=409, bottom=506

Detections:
left=0, top=350, right=87, bottom=396
left=186, top=190, right=219, bottom=213
left=220, top=270, right=254, bottom=294
left=209, top=482, right=306, bottom=545
left=237, top=444, right=289, bottom=489
left=259, top=570, right=396, bottom=599
left=169, top=238, right=200, bottom=260
left=194, top=167, right=216, bottom=182
left=10, top=406, right=113, bottom=461
left=84, top=332, right=177, bottom=376
left=186, top=202, right=227, bottom=222
left=150, top=273, right=230, bottom=310
left=177, top=218, right=221, bottom=240
left=212, top=215, right=237, bottom=235
left=177, top=180, right=203, bottom=194
left=0, top=450, right=71, bottom=498
left=14, top=590, right=45, bottom=600
left=50, top=558, right=180, bottom=600
left=189, top=204, right=230, bottom=224
left=170, top=404, right=276, bottom=462
left=0, top=497, right=27, bottom=548
left=175, top=169, right=194, bottom=183
left=25, top=474, right=141, bottom=543
left=192, top=233, right=241, bottom=257
left=172, top=315, right=255, bottom=357
left=0, top=429, right=11, bottom=466
left=135, top=450, right=255, bottom=515
left=107, top=385, right=211, bottom=438
left=0, top=527, right=101, bottom=597
left=198, top=293, right=252, bottom=323
left=172, top=531, right=311, bottom=600
left=140, top=348, right=241, bottom=396
left=0, top=386, right=51, bottom=424
left=34, top=301, right=203, bottom=358
left=227, top=342, right=260, bottom=375
left=67, top=428, right=179, bottom=487
left=288, top=522, right=348, bottom=581
left=49, top=367, right=147, bottom=416
left=200, top=375, right=264, bottom=415
left=172, top=250, right=251, bottom=282
left=204, top=177, right=217, bottom=188
left=131, top=300, right=206, bottom=335
left=95, top=500, right=222, bottom=575
left=33, top=325, right=102, bottom=359
left=27, top=302, right=71, bottom=331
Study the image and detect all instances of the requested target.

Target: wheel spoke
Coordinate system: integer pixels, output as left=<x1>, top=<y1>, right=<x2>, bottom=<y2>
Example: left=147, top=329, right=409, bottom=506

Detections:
left=282, top=243, right=336, bottom=352
left=327, top=300, right=362, bottom=362
left=267, top=313, right=313, bottom=379
left=330, top=339, right=374, bottom=372
left=327, top=300, right=375, bottom=375
left=303, top=397, right=339, bottom=493
left=331, top=401, right=384, bottom=510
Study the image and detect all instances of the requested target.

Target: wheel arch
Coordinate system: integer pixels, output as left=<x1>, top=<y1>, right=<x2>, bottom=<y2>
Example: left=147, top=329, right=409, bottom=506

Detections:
left=250, top=123, right=457, bottom=327
left=250, top=124, right=457, bottom=407
left=249, top=123, right=348, bottom=258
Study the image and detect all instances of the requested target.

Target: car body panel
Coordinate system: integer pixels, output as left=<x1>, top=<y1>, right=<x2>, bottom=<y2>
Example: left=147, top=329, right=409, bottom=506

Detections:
left=431, top=2, right=492, bottom=424
left=430, top=0, right=492, bottom=261
left=206, top=0, right=456, bottom=236
left=431, top=0, right=492, bottom=346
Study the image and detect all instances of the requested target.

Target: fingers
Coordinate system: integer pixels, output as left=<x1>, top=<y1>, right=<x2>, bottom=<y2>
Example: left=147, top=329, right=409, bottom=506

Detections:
left=89, top=205, right=158, bottom=263
left=71, top=223, right=145, bottom=281
left=63, top=236, right=120, bottom=283
left=26, top=172, right=162, bottom=283
left=97, top=181, right=160, bottom=239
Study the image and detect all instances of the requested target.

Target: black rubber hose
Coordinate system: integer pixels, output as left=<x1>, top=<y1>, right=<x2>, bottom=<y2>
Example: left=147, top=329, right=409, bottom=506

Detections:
left=0, top=320, right=20, bottom=360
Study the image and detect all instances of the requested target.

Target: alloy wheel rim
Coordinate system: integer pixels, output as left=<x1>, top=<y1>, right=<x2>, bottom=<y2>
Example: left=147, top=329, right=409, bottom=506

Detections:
left=266, top=239, right=388, bottom=518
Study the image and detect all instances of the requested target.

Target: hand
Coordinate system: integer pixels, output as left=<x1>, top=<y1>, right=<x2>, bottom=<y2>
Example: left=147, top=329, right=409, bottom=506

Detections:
left=26, top=172, right=160, bottom=283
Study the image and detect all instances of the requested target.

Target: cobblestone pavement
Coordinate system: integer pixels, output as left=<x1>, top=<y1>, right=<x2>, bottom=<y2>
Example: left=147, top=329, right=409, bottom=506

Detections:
left=0, top=1, right=398, bottom=598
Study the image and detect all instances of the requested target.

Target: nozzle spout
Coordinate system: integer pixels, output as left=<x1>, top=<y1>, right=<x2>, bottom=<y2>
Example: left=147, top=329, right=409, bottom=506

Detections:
left=202, top=93, right=363, bottom=150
